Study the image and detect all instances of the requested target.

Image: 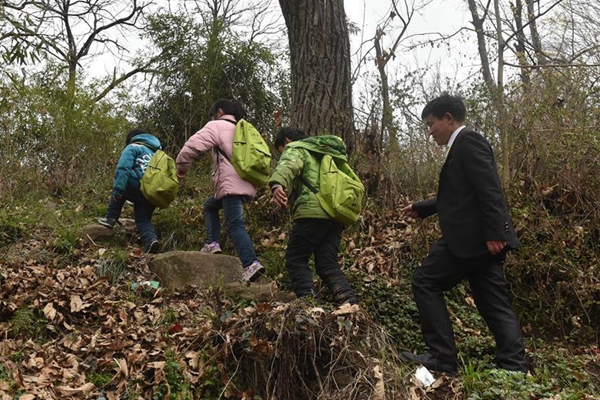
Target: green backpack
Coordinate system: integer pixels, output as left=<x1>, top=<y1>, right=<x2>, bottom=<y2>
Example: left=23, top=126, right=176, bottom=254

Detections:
left=302, top=153, right=365, bottom=226
left=140, top=149, right=180, bottom=209
left=219, top=119, right=272, bottom=187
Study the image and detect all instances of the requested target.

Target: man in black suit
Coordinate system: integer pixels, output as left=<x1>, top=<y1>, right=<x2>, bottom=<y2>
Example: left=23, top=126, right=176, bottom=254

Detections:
left=400, top=95, right=528, bottom=374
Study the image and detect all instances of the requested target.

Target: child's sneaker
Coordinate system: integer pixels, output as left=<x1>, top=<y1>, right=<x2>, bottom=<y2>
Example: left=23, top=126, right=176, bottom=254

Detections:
left=241, top=261, right=266, bottom=282
left=98, top=217, right=116, bottom=229
left=146, top=240, right=161, bottom=254
left=201, top=241, right=222, bottom=254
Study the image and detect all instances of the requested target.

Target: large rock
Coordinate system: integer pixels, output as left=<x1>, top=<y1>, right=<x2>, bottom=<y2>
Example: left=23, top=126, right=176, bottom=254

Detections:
left=79, top=224, right=115, bottom=242
left=223, top=282, right=296, bottom=303
left=80, top=219, right=137, bottom=243
left=150, top=251, right=243, bottom=289
left=149, top=251, right=296, bottom=302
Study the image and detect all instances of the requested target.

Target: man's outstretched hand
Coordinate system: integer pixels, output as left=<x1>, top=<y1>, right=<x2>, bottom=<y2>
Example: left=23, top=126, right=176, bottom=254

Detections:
left=401, top=203, right=419, bottom=219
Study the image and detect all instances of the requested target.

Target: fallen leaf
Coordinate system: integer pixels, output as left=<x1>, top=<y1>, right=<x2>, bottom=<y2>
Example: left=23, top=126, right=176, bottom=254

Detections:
left=169, top=322, right=183, bottom=334
left=70, top=295, right=83, bottom=312
left=256, top=303, right=273, bottom=315
left=372, top=365, right=385, bottom=400
left=55, top=383, right=95, bottom=396
left=332, top=303, right=360, bottom=316
left=115, top=358, right=128, bottom=379
left=43, top=303, right=56, bottom=321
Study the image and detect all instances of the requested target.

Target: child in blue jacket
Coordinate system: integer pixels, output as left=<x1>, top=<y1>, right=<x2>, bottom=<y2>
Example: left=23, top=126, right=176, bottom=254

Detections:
left=98, top=128, right=161, bottom=253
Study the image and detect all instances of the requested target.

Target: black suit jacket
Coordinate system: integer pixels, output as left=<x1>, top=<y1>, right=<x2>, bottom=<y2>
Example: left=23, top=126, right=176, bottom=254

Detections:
left=413, top=128, right=520, bottom=258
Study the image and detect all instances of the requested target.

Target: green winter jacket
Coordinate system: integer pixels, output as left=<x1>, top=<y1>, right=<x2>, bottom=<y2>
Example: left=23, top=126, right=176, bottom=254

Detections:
left=269, top=135, right=348, bottom=220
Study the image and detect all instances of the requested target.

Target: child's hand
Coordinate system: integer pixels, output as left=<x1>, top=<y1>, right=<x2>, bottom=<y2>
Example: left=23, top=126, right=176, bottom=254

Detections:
left=271, top=186, right=288, bottom=208
left=176, top=170, right=186, bottom=180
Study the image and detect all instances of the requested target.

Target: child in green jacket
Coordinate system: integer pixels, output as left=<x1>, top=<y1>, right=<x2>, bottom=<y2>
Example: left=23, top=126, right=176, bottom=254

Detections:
left=270, top=128, right=356, bottom=305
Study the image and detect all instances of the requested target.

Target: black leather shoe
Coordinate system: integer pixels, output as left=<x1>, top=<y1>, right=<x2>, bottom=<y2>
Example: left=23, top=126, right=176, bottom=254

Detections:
left=400, top=351, right=458, bottom=374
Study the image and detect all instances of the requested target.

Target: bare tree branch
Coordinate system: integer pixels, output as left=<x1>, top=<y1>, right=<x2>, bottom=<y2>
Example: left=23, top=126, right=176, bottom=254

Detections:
left=1, top=0, right=153, bottom=102
left=93, top=55, right=161, bottom=103
left=505, top=61, right=600, bottom=69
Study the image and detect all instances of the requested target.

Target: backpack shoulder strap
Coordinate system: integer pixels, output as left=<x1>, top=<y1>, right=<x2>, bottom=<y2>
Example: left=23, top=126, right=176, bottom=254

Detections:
left=299, top=175, right=318, bottom=194
left=296, top=148, right=322, bottom=194
left=216, top=147, right=230, bottom=163
left=214, top=118, right=237, bottom=162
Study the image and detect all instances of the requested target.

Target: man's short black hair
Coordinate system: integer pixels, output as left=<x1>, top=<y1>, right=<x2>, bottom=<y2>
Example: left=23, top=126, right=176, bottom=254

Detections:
left=274, top=127, right=307, bottom=149
left=421, top=94, right=466, bottom=122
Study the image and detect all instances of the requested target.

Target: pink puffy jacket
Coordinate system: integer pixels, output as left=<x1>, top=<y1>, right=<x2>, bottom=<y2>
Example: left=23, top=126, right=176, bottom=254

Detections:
left=176, top=115, right=257, bottom=200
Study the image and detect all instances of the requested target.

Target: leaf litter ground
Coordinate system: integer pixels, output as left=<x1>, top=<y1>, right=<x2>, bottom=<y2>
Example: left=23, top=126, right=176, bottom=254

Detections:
left=0, top=226, right=463, bottom=400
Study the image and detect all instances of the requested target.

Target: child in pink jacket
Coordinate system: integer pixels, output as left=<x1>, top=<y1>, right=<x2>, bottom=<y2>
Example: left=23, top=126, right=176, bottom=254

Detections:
left=176, top=99, right=265, bottom=282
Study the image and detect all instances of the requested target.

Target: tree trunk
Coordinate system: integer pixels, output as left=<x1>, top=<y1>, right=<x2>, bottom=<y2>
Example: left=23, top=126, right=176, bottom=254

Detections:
left=494, top=0, right=510, bottom=186
left=526, top=0, right=548, bottom=65
left=278, top=0, right=355, bottom=152
left=374, top=33, right=393, bottom=151
left=467, top=0, right=511, bottom=186
left=467, top=0, right=496, bottom=92
left=511, top=0, right=531, bottom=86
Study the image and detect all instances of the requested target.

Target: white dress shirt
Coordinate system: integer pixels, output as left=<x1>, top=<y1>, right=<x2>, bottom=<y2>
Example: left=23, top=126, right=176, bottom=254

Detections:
left=447, top=125, right=466, bottom=149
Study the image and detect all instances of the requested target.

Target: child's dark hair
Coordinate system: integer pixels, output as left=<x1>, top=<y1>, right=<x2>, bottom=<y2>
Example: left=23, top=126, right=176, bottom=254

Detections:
left=125, top=128, right=148, bottom=146
left=274, top=127, right=307, bottom=149
left=421, top=94, right=466, bottom=122
left=209, top=99, right=246, bottom=121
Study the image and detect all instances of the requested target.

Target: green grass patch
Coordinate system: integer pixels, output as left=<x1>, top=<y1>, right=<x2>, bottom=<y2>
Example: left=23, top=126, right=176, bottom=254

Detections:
left=0, top=209, right=29, bottom=247
left=462, top=364, right=549, bottom=400
left=153, top=348, right=193, bottom=400
left=10, top=307, right=48, bottom=341
left=96, top=248, right=129, bottom=283
left=350, top=269, right=423, bottom=351
left=0, top=363, right=10, bottom=381
left=87, top=371, right=114, bottom=388
left=51, top=225, right=80, bottom=257
left=160, top=307, right=179, bottom=326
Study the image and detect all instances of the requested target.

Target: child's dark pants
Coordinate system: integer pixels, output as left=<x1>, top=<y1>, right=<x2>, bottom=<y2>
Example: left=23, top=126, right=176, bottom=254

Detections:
left=106, top=185, right=157, bottom=249
left=285, top=218, right=356, bottom=304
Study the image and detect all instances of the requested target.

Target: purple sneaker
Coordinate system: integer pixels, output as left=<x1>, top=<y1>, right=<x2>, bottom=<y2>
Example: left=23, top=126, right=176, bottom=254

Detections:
left=201, top=241, right=222, bottom=254
left=241, top=261, right=266, bottom=282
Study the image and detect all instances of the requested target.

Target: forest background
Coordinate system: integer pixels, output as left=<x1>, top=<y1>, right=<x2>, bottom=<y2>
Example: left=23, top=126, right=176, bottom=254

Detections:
left=1, top=0, right=599, bottom=399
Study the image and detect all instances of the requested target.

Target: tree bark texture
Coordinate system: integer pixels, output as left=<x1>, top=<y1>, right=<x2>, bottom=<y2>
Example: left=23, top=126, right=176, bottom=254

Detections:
left=279, top=0, right=355, bottom=151
left=511, top=0, right=531, bottom=86
left=467, top=0, right=496, bottom=92
left=525, top=0, right=547, bottom=66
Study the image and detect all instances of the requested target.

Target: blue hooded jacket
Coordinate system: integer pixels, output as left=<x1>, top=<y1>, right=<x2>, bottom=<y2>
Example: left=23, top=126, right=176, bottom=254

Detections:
left=113, top=133, right=162, bottom=196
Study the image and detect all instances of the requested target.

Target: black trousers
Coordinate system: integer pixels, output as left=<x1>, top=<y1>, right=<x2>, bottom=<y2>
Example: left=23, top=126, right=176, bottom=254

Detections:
left=412, top=241, right=528, bottom=372
left=285, top=218, right=356, bottom=304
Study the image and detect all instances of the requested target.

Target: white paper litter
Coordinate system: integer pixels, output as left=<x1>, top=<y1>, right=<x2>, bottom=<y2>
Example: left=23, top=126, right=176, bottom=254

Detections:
left=415, top=366, right=435, bottom=387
